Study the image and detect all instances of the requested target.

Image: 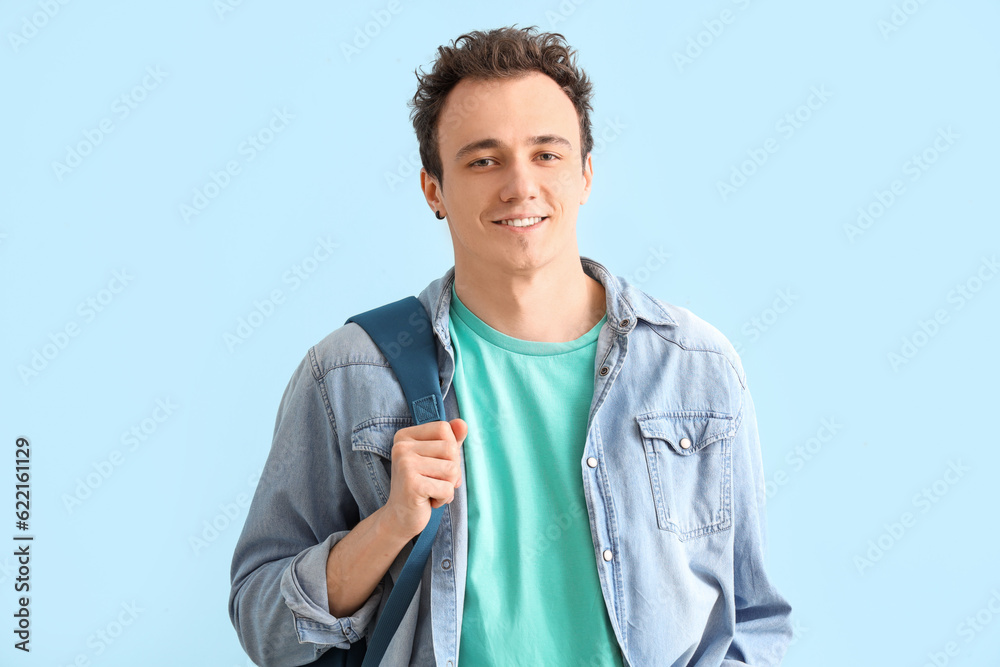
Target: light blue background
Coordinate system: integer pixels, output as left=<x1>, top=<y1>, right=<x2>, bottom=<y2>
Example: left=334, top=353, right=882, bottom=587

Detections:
left=3, top=1, right=998, bottom=665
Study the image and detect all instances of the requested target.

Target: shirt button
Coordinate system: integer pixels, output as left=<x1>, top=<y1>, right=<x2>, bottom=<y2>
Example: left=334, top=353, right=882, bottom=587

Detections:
left=603, top=549, right=613, bottom=561
left=599, top=366, right=609, bottom=376
left=587, top=457, right=598, bottom=468
left=679, top=437, right=691, bottom=449
left=441, top=559, right=451, bottom=570
left=619, top=318, right=629, bottom=327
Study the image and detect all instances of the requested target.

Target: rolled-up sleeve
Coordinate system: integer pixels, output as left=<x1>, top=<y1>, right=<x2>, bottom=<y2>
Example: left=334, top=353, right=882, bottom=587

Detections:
left=280, top=530, right=385, bottom=648
left=228, top=349, right=386, bottom=667
left=723, top=381, right=795, bottom=666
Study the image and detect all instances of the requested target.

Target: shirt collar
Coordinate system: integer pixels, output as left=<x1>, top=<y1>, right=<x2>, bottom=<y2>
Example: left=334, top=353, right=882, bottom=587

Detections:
left=418, top=255, right=678, bottom=347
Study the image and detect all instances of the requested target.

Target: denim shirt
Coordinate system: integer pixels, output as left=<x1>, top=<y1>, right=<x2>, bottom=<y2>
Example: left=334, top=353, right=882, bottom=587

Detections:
left=229, top=255, right=794, bottom=667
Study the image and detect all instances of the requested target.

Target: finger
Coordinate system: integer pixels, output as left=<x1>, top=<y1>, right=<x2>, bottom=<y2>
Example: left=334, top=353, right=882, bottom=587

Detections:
left=449, top=418, right=468, bottom=444
left=403, top=438, right=463, bottom=463
left=415, top=456, right=461, bottom=484
left=396, top=420, right=459, bottom=445
left=426, top=478, right=456, bottom=505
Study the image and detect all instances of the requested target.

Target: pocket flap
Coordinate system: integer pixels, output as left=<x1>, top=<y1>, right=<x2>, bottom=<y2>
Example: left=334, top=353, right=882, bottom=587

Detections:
left=350, top=416, right=412, bottom=459
left=636, top=412, right=735, bottom=455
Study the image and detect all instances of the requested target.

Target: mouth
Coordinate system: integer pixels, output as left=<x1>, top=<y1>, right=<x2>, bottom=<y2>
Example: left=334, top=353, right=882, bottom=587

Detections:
left=491, top=216, right=548, bottom=228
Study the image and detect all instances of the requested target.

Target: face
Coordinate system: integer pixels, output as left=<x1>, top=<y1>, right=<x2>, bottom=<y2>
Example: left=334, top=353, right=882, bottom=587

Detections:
left=420, top=71, right=593, bottom=278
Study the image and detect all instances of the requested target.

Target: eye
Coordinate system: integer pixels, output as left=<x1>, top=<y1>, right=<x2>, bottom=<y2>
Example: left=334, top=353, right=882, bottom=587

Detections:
left=469, top=153, right=560, bottom=168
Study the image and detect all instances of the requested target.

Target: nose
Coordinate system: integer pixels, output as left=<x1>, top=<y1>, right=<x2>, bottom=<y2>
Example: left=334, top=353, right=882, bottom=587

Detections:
left=498, top=155, right=541, bottom=203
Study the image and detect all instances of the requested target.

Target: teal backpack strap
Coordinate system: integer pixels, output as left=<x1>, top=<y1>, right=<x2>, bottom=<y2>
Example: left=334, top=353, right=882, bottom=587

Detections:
left=346, top=296, right=445, bottom=426
left=341, top=296, right=447, bottom=667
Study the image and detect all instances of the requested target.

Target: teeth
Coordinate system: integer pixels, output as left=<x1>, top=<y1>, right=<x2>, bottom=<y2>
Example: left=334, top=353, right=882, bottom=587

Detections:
left=497, top=216, right=544, bottom=227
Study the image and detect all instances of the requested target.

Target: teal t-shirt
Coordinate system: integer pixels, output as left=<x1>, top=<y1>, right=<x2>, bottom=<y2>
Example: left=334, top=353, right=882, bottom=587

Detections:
left=448, top=282, right=624, bottom=666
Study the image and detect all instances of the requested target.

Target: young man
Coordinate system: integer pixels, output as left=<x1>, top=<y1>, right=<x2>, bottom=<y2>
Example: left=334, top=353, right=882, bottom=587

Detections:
left=229, top=26, right=793, bottom=666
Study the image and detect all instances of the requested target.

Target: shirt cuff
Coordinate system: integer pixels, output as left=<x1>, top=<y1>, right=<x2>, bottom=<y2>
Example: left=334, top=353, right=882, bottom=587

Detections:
left=279, top=529, right=386, bottom=649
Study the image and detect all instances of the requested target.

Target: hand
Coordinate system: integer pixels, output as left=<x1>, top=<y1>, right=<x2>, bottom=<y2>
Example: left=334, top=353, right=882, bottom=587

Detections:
left=381, top=418, right=467, bottom=541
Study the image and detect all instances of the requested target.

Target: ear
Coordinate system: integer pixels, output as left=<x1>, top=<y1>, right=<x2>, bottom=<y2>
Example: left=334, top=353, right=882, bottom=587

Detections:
left=580, top=152, right=594, bottom=205
left=420, top=168, right=445, bottom=216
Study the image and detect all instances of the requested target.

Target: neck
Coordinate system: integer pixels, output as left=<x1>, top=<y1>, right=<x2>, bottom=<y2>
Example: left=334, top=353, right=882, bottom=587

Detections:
left=452, top=254, right=607, bottom=342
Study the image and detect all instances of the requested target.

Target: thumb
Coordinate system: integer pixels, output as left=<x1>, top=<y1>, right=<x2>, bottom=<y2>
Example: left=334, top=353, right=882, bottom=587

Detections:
left=449, top=418, right=468, bottom=444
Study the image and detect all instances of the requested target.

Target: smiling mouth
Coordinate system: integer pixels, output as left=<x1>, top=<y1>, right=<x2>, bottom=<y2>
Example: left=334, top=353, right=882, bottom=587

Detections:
left=492, top=216, right=548, bottom=228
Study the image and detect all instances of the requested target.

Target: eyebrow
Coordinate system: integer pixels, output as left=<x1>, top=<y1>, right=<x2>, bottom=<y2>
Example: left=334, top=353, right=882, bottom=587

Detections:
left=453, top=134, right=573, bottom=162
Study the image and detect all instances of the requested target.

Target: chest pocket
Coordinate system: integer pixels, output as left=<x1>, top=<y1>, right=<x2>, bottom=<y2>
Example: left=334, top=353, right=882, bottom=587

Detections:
left=350, top=416, right=412, bottom=509
left=636, top=411, right=735, bottom=541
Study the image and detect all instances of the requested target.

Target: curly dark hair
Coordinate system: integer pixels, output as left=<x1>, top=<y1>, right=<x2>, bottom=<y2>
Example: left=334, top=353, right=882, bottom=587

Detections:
left=408, top=24, right=595, bottom=191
